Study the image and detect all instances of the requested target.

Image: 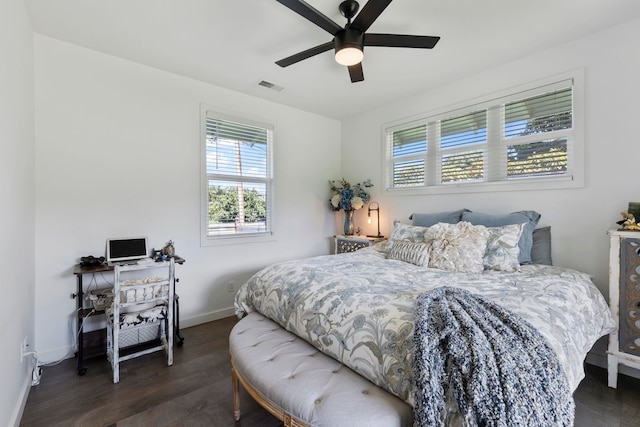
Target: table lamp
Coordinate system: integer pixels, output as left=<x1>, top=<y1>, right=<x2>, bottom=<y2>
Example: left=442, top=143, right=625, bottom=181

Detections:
left=367, top=202, right=383, bottom=238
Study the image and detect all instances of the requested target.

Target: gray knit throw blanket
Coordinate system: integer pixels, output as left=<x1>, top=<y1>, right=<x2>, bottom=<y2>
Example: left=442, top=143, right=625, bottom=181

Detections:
left=413, top=286, right=574, bottom=427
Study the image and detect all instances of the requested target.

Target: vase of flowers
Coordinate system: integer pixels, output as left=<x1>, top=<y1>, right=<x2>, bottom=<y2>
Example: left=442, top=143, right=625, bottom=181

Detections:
left=329, top=178, right=372, bottom=235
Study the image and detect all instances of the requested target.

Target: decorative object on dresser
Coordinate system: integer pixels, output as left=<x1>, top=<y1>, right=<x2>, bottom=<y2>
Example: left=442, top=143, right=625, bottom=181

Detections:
left=328, top=178, right=372, bottom=235
left=607, top=230, right=640, bottom=388
left=625, top=202, right=640, bottom=228
left=334, top=234, right=385, bottom=254
left=617, top=209, right=640, bottom=231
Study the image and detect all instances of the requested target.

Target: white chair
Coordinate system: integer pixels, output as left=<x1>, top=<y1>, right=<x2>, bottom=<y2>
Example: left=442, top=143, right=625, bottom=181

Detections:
left=106, top=258, right=175, bottom=383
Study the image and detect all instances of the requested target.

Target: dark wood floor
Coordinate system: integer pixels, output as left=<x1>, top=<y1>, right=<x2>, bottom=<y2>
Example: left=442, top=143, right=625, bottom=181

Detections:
left=20, top=316, right=640, bottom=427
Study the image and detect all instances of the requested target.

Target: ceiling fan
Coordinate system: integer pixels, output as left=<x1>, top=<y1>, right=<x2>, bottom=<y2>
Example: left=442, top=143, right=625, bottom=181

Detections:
left=274, top=0, right=440, bottom=83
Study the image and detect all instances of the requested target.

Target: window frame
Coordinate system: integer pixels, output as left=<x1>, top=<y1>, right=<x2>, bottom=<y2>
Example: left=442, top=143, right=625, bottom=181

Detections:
left=382, top=70, right=584, bottom=196
left=200, top=105, right=275, bottom=246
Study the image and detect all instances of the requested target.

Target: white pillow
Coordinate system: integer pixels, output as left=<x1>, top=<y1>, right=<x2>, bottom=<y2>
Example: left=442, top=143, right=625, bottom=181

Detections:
left=425, top=222, right=489, bottom=273
left=484, top=223, right=524, bottom=272
left=388, top=241, right=430, bottom=266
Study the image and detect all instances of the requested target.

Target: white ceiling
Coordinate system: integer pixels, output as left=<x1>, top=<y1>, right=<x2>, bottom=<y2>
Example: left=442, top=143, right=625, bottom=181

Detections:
left=26, top=0, right=640, bottom=120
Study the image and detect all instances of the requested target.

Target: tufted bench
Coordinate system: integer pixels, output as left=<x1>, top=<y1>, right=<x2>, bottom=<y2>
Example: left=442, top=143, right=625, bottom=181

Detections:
left=229, top=312, right=413, bottom=427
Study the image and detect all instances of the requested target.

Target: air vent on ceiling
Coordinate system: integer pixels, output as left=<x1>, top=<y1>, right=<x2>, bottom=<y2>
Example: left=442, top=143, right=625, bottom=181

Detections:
left=258, top=80, right=284, bottom=92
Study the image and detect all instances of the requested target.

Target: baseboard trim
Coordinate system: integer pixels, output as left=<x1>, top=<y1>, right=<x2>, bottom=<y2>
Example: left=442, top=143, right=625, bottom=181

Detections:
left=11, top=360, right=35, bottom=427
left=586, top=349, right=640, bottom=380
left=180, top=307, right=236, bottom=328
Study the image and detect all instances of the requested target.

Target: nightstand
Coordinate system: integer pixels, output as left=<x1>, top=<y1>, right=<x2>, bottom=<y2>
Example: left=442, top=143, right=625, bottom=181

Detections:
left=333, top=235, right=386, bottom=254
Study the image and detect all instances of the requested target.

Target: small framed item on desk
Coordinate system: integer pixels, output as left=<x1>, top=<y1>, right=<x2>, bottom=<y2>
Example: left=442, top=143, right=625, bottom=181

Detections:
left=334, top=235, right=385, bottom=254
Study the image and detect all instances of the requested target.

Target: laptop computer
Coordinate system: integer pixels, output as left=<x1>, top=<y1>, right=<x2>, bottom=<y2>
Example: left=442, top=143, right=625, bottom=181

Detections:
left=106, top=237, right=149, bottom=266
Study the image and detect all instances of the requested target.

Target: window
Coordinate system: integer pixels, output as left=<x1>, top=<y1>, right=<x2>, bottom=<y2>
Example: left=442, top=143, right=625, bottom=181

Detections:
left=201, top=108, right=273, bottom=243
left=385, top=74, right=582, bottom=194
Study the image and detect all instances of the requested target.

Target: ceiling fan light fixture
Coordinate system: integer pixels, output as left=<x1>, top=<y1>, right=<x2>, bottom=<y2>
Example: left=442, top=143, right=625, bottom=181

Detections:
left=334, top=28, right=364, bottom=66
left=335, top=46, right=363, bottom=66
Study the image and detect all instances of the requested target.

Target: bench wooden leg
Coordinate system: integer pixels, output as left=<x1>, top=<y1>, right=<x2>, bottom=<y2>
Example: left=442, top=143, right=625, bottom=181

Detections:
left=231, top=359, right=241, bottom=421
left=231, top=357, right=310, bottom=427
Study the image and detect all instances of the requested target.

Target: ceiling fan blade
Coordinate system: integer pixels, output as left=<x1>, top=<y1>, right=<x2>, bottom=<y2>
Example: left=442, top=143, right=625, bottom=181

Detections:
left=350, top=0, right=392, bottom=33
left=348, top=63, right=364, bottom=83
left=365, top=33, right=440, bottom=49
left=275, top=41, right=334, bottom=67
left=275, top=0, right=343, bottom=35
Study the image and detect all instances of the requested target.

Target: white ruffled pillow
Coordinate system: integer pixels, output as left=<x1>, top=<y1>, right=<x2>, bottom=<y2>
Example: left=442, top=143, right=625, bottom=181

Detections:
left=484, top=223, right=524, bottom=272
left=425, top=222, right=489, bottom=273
left=388, top=241, right=430, bottom=266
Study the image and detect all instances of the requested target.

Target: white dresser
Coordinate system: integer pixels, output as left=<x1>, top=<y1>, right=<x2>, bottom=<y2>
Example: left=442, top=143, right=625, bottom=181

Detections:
left=607, top=230, right=640, bottom=388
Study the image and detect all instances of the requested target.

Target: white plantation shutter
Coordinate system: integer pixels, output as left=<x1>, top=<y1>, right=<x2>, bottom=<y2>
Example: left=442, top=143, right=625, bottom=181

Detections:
left=388, top=123, right=427, bottom=187
left=204, top=111, right=273, bottom=238
left=502, top=87, right=572, bottom=180
left=385, top=77, right=577, bottom=192
left=205, top=118, right=270, bottom=178
left=440, top=110, right=487, bottom=183
left=504, top=88, right=572, bottom=138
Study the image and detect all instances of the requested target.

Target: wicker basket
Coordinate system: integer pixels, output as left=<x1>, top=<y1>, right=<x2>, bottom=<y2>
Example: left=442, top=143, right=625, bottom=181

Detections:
left=118, top=322, right=162, bottom=348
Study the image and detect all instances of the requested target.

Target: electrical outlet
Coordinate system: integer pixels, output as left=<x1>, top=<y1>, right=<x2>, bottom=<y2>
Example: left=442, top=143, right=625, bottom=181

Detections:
left=21, top=336, right=28, bottom=361
left=227, top=281, right=235, bottom=292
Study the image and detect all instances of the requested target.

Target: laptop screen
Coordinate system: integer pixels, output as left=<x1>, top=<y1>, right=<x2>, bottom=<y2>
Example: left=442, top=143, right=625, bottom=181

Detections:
left=106, top=237, right=148, bottom=263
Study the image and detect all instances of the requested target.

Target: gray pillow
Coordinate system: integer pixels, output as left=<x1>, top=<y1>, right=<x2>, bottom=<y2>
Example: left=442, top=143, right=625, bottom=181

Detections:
left=531, top=226, right=552, bottom=265
left=461, top=210, right=541, bottom=264
left=388, top=241, right=430, bottom=266
left=410, top=209, right=469, bottom=227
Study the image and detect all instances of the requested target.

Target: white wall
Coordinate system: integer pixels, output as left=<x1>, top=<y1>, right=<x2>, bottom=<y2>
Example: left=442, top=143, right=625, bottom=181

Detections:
left=33, top=35, right=341, bottom=362
left=343, top=19, right=640, bottom=366
left=1, top=0, right=36, bottom=425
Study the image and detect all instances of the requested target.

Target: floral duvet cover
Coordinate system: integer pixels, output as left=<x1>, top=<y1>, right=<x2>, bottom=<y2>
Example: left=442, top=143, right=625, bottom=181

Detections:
left=234, top=248, right=616, bottom=406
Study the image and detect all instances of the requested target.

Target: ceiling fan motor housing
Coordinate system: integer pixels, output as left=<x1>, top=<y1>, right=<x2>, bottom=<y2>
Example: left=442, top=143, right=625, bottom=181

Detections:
left=335, top=28, right=364, bottom=53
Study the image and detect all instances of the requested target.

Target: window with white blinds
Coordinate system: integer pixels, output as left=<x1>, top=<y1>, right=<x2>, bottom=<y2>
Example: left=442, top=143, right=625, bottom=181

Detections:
left=385, top=76, right=582, bottom=194
left=391, top=124, right=427, bottom=187
left=202, top=109, right=273, bottom=240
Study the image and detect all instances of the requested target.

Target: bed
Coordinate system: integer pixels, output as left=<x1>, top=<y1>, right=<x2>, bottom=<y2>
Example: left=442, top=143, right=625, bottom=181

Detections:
left=233, top=212, right=616, bottom=426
